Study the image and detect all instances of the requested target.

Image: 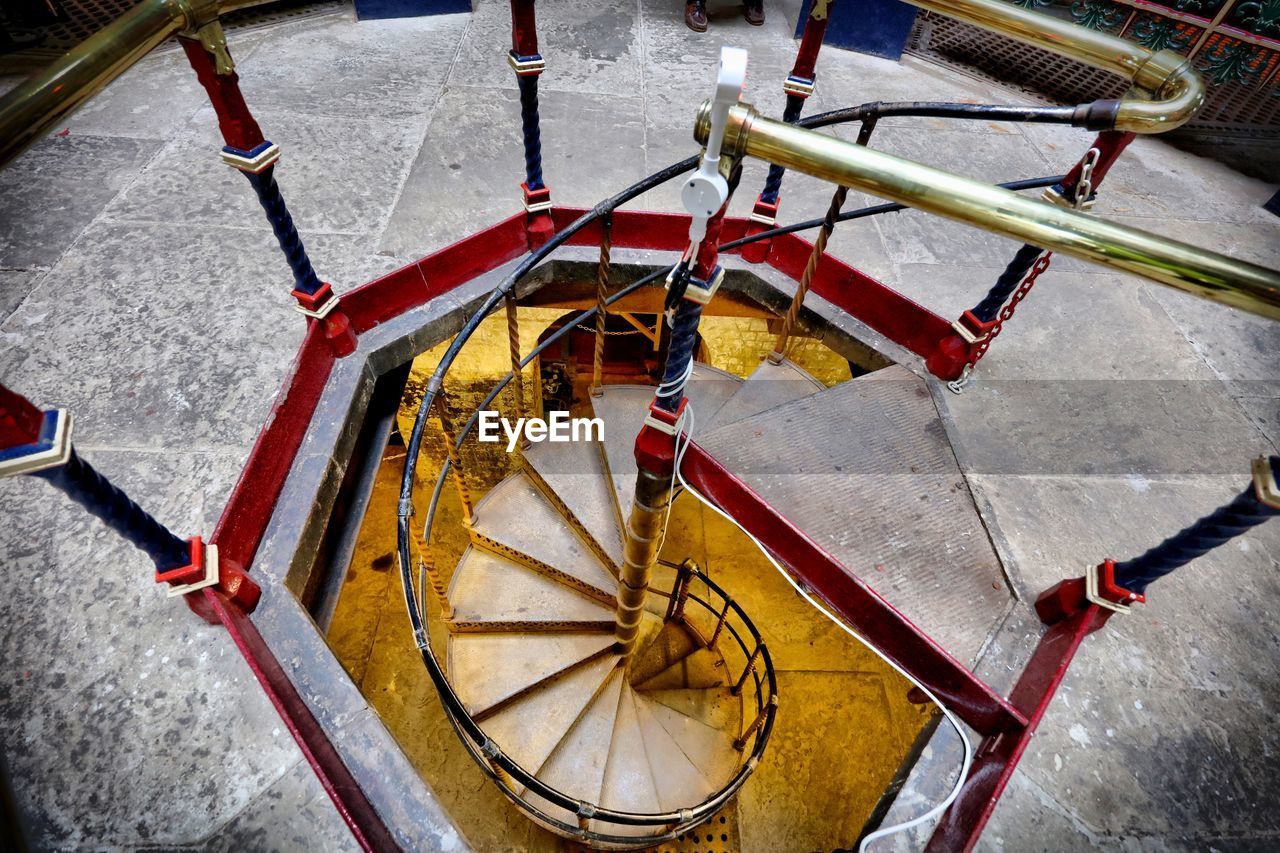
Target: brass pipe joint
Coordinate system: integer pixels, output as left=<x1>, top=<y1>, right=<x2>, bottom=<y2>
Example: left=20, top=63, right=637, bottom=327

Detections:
left=903, top=0, right=1205, bottom=133
left=694, top=101, right=1280, bottom=320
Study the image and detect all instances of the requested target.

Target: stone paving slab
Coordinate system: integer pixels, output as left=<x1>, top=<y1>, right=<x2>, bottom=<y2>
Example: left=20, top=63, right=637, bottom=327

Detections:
left=0, top=269, right=39, bottom=323
left=380, top=87, right=648, bottom=257
left=0, top=449, right=302, bottom=848
left=451, top=0, right=640, bottom=96
left=105, top=106, right=425, bottom=237
left=237, top=15, right=469, bottom=122
left=0, top=134, right=161, bottom=269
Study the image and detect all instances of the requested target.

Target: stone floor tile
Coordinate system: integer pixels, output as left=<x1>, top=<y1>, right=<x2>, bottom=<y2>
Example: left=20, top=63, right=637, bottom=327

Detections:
left=0, top=221, right=310, bottom=451
left=1147, top=285, right=1280, bottom=382
left=61, top=44, right=212, bottom=141
left=894, top=264, right=1218, bottom=380
left=976, top=772, right=1108, bottom=852
left=0, top=270, right=39, bottom=323
left=0, top=449, right=298, bottom=848
left=104, top=106, right=424, bottom=237
left=0, top=134, right=160, bottom=269
left=450, top=0, right=640, bottom=96
left=237, top=14, right=470, bottom=121
left=942, top=377, right=1268, bottom=477
left=379, top=86, right=647, bottom=258
left=199, top=759, right=359, bottom=852
left=1018, top=122, right=1280, bottom=225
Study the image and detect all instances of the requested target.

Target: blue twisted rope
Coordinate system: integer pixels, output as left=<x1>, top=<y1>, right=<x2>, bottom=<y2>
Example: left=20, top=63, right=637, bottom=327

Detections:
left=517, top=74, right=545, bottom=191
left=1114, top=456, right=1280, bottom=594
left=654, top=299, right=704, bottom=414
left=759, top=94, right=805, bottom=205
left=33, top=449, right=190, bottom=570
left=970, top=243, right=1044, bottom=322
left=244, top=165, right=323, bottom=295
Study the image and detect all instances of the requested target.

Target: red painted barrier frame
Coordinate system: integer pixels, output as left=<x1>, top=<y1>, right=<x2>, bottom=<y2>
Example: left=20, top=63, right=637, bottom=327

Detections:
left=203, top=206, right=1069, bottom=852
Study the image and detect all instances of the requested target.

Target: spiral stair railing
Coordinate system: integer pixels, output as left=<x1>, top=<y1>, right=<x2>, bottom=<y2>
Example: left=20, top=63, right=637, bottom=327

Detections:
left=390, top=97, right=1081, bottom=844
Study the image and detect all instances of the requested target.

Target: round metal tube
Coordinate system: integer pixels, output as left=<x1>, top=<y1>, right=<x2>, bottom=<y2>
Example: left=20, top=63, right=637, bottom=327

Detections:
left=0, top=0, right=195, bottom=168
left=696, top=103, right=1280, bottom=320
left=904, top=0, right=1204, bottom=132
left=616, top=469, right=672, bottom=655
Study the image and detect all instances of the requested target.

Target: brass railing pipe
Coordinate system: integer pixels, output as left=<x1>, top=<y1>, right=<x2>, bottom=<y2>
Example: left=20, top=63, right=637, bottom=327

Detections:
left=0, top=0, right=257, bottom=169
left=904, top=0, right=1204, bottom=133
left=695, top=103, right=1280, bottom=321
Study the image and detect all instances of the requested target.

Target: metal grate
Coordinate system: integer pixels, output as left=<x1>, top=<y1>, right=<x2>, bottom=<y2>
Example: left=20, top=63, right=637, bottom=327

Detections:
left=657, top=804, right=741, bottom=853
left=906, top=8, right=1280, bottom=135
left=0, top=0, right=346, bottom=72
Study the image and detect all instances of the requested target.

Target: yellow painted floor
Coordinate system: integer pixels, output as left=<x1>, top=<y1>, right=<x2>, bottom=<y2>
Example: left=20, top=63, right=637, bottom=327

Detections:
left=325, top=304, right=934, bottom=851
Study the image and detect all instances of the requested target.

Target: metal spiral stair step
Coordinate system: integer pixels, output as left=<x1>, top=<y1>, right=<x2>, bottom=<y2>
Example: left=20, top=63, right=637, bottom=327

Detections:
left=637, top=694, right=741, bottom=791
left=633, top=692, right=719, bottom=811
left=468, top=471, right=618, bottom=606
left=594, top=687, right=664, bottom=837
left=632, top=647, right=730, bottom=692
left=592, top=364, right=742, bottom=522
left=521, top=437, right=625, bottom=573
left=624, top=619, right=703, bottom=687
left=476, top=653, right=621, bottom=770
left=701, top=356, right=825, bottom=433
left=446, top=547, right=617, bottom=633
left=518, top=667, right=626, bottom=828
left=447, top=632, right=617, bottom=717
left=636, top=686, right=742, bottom=737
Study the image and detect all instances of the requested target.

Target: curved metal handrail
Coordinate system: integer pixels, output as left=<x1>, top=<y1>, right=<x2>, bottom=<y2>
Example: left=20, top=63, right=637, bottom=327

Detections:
left=905, top=0, right=1205, bottom=133
left=695, top=103, right=1280, bottom=320
left=395, top=100, right=1072, bottom=841
left=417, top=563, right=777, bottom=846
left=0, top=0, right=264, bottom=167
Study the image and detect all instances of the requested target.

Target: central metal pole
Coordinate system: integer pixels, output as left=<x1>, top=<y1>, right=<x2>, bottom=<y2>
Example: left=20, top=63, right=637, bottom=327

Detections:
left=614, top=468, right=672, bottom=651
left=615, top=164, right=737, bottom=658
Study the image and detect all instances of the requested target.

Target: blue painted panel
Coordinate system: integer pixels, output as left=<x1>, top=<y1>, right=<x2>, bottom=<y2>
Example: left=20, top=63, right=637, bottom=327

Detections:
left=794, top=0, right=918, bottom=61
left=354, top=0, right=471, bottom=19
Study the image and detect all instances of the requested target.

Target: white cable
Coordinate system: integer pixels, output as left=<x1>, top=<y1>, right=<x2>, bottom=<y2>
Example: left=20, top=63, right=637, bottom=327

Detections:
left=672, top=405, right=973, bottom=852
left=655, top=356, right=695, bottom=401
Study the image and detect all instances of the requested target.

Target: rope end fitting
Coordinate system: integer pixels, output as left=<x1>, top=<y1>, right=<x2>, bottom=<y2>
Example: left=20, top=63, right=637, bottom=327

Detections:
left=1251, top=455, right=1280, bottom=510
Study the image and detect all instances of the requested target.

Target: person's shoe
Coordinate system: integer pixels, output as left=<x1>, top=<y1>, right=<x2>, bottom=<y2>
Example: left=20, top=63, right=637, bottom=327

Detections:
left=685, top=1, right=708, bottom=31
left=743, top=0, right=765, bottom=25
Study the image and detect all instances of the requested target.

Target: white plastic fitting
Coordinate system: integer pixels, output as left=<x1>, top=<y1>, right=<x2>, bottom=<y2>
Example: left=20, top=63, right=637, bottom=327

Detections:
left=681, top=46, right=747, bottom=245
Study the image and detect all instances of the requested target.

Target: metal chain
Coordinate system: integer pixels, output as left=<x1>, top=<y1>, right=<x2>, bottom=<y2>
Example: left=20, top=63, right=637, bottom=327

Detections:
left=575, top=324, right=645, bottom=336
left=947, top=147, right=1100, bottom=394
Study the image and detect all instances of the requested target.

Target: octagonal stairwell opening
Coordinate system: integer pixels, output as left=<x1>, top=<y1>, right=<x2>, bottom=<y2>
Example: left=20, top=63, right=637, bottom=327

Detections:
left=304, top=277, right=942, bottom=852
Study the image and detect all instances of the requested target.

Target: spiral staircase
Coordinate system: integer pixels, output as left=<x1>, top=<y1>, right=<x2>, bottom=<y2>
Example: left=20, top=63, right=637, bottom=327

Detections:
left=437, top=358, right=822, bottom=845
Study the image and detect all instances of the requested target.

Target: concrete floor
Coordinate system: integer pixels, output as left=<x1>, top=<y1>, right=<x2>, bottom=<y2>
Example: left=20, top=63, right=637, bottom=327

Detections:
left=0, top=0, right=1278, bottom=850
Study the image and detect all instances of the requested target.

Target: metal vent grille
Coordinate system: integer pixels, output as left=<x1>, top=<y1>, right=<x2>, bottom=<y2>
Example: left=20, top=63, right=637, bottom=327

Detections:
left=1, top=0, right=345, bottom=72
left=655, top=806, right=740, bottom=853
left=905, top=9, right=1280, bottom=135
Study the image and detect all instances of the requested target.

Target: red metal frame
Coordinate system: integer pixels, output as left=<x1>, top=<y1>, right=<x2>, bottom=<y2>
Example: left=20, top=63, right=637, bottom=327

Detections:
left=178, top=205, right=1076, bottom=852
left=678, top=440, right=1110, bottom=852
